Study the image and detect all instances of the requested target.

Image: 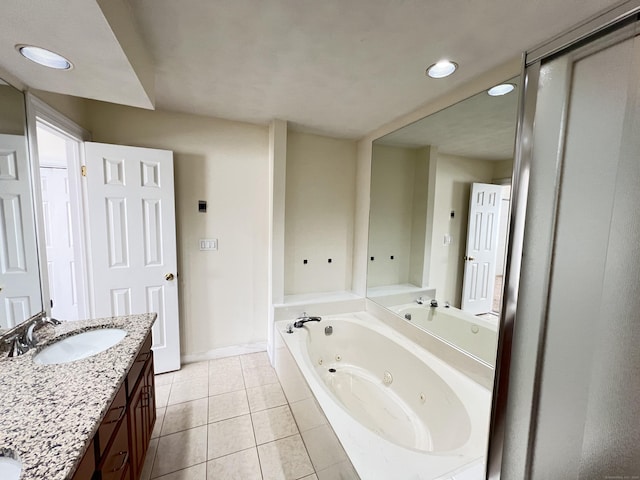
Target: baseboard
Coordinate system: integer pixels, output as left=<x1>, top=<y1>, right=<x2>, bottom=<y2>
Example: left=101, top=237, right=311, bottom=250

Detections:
left=181, top=342, right=268, bottom=364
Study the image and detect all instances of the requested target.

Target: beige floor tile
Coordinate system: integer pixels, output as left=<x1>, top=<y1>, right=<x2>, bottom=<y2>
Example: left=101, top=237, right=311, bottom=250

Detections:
left=246, top=383, right=287, bottom=412
left=289, top=398, right=327, bottom=432
left=173, top=361, right=209, bottom=383
left=243, top=365, right=279, bottom=388
left=140, top=437, right=158, bottom=480
left=151, top=426, right=207, bottom=478
left=257, top=434, right=314, bottom=480
left=155, top=372, right=175, bottom=386
left=300, top=425, right=347, bottom=472
left=239, top=351, right=271, bottom=369
left=209, top=356, right=241, bottom=370
left=162, top=398, right=208, bottom=436
left=208, top=390, right=250, bottom=423
left=251, top=405, right=299, bottom=445
left=206, top=448, right=262, bottom=480
left=168, top=379, right=209, bottom=406
left=155, top=384, right=171, bottom=408
left=207, top=414, right=256, bottom=459
left=209, top=369, right=245, bottom=396
left=301, top=475, right=319, bottom=480
left=153, top=463, right=207, bottom=480
left=152, top=408, right=165, bottom=439
left=316, top=461, right=359, bottom=480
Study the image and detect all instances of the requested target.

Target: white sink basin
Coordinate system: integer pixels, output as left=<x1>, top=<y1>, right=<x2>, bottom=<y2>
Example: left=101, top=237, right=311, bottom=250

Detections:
left=0, top=456, right=21, bottom=480
left=34, top=328, right=127, bottom=365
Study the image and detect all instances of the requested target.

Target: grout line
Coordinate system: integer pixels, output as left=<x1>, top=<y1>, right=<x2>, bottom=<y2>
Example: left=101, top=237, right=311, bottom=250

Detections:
left=205, top=378, right=209, bottom=480
left=240, top=365, right=264, bottom=479
left=151, top=461, right=207, bottom=480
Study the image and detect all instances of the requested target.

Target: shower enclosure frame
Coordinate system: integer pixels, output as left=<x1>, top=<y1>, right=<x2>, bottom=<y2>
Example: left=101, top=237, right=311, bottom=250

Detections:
left=487, top=1, right=640, bottom=478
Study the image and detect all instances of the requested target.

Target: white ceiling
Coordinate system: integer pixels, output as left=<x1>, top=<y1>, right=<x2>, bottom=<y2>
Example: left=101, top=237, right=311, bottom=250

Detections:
left=376, top=77, right=520, bottom=160
left=0, top=0, right=623, bottom=138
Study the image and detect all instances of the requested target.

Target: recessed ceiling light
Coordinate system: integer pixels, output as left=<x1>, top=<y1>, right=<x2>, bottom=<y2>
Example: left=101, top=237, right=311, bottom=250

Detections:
left=488, top=83, right=515, bottom=96
left=426, top=60, right=458, bottom=79
left=16, top=45, right=72, bottom=70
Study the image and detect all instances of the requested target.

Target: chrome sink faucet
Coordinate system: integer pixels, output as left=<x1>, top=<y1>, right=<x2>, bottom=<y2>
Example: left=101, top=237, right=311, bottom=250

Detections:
left=25, top=316, right=62, bottom=346
left=3, top=313, right=61, bottom=357
left=293, top=312, right=322, bottom=328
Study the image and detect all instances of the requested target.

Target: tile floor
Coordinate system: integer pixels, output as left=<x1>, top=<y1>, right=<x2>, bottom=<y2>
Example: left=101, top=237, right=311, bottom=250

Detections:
left=144, top=352, right=353, bottom=480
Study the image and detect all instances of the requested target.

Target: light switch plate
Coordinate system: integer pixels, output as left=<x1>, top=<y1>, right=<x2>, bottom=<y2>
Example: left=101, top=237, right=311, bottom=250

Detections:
left=199, top=239, right=218, bottom=251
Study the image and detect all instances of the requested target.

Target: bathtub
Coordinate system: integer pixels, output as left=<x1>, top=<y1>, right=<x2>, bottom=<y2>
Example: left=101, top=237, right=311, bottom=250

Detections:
left=388, top=303, right=498, bottom=366
left=276, top=312, right=491, bottom=480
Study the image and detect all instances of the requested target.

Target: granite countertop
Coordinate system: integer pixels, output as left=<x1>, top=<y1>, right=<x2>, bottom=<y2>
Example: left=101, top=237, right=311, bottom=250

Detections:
left=0, top=313, right=156, bottom=480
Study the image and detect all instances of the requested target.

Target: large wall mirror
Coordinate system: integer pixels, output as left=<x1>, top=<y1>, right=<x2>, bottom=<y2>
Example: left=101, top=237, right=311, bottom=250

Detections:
left=0, top=77, right=43, bottom=329
left=367, top=77, right=519, bottom=365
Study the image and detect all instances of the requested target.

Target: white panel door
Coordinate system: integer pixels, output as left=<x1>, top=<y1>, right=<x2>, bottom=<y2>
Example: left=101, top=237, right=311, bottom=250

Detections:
left=461, top=182, right=502, bottom=314
left=0, top=134, right=41, bottom=328
left=40, top=167, right=79, bottom=320
left=85, top=142, right=180, bottom=373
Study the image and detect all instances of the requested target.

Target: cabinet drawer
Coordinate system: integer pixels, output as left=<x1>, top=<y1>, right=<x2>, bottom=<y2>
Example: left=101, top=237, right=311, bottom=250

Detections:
left=97, top=382, right=127, bottom=459
left=126, top=333, right=153, bottom=398
left=99, top=415, right=130, bottom=480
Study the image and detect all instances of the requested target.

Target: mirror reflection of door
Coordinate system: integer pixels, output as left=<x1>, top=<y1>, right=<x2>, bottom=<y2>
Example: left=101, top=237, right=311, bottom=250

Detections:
left=461, top=182, right=504, bottom=315
left=36, top=122, right=85, bottom=320
left=0, top=133, right=41, bottom=327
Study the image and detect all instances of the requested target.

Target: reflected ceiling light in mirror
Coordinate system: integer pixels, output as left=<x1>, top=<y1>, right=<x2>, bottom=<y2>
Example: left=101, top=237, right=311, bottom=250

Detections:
left=426, top=60, right=458, bottom=79
left=487, top=83, right=515, bottom=96
left=16, top=45, right=72, bottom=70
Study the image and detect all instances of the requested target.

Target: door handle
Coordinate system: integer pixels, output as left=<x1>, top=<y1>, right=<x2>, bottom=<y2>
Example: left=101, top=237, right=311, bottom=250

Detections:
left=165, top=273, right=175, bottom=281
left=464, top=256, right=475, bottom=261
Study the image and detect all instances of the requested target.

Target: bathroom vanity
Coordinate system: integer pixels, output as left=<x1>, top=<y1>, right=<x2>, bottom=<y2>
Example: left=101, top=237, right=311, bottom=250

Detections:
left=0, top=313, right=157, bottom=480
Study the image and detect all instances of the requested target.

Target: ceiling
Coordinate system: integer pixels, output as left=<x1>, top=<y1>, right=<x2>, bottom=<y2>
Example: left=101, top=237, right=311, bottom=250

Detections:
left=0, top=0, right=623, bottom=138
left=376, top=77, right=520, bottom=160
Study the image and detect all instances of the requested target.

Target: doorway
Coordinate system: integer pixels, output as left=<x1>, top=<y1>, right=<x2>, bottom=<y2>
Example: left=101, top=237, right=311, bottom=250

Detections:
left=35, top=119, right=87, bottom=321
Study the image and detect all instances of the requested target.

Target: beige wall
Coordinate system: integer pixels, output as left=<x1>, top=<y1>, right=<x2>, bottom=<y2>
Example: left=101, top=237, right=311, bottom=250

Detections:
left=31, top=90, right=89, bottom=129
left=84, top=101, right=270, bottom=356
left=429, top=153, right=495, bottom=307
left=284, top=131, right=357, bottom=295
left=368, top=144, right=430, bottom=288
left=0, top=85, right=26, bottom=135
left=409, top=147, right=431, bottom=286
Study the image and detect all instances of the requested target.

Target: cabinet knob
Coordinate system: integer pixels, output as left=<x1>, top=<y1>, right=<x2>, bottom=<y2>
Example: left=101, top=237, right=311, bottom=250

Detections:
left=165, top=273, right=175, bottom=281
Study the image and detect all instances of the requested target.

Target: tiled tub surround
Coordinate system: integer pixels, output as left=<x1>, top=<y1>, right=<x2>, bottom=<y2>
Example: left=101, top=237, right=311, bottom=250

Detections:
left=145, top=352, right=358, bottom=480
left=0, top=313, right=156, bottom=480
left=275, top=312, right=492, bottom=480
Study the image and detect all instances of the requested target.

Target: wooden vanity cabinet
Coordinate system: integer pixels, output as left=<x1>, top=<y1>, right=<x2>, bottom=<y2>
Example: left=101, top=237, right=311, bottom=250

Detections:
left=72, top=439, right=96, bottom=480
left=127, top=348, right=156, bottom=479
left=70, top=332, right=155, bottom=480
left=98, top=416, right=131, bottom=480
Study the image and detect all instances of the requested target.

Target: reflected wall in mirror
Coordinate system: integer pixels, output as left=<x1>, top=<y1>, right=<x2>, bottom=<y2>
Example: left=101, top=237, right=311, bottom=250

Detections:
left=0, top=78, right=43, bottom=329
left=367, top=77, right=519, bottom=363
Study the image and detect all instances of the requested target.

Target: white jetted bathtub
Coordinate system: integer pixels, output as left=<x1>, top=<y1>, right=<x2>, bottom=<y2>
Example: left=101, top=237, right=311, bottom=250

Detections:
left=276, top=312, right=491, bottom=480
left=388, top=303, right=499, bottom=366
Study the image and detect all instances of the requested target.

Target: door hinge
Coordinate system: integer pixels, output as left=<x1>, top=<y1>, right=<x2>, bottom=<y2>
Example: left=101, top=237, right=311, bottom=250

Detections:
left=81, top=165, right=87, bottom=177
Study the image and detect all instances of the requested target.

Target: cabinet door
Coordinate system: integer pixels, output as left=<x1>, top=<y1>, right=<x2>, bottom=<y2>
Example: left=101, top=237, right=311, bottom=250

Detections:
left=128, top=375, right=147, bottom=480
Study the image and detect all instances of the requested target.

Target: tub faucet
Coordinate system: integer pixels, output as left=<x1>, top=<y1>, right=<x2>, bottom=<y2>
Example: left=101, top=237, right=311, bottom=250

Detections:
left=293, top=312, right=322, bottom=328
